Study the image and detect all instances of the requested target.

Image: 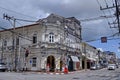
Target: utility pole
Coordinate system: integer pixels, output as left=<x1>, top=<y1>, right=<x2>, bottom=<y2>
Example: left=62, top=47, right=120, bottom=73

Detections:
left=100, top=0, right=120, bottom=33
left=79, top=25, right=82, bottom=70
left=38, top=41, right=42, bottom=71
left=13, top=17, right=17, bottom=71
left=3, top=14, right=17, bottom=71
left=82, top=42, right=87, bottom=71
left=115, top=0, right=120, bottom=33
left=79, top=27, right=82, bottom=42
left=1, top=40, right=4, bottom=63
left=84, top=43, right=87, bottom=71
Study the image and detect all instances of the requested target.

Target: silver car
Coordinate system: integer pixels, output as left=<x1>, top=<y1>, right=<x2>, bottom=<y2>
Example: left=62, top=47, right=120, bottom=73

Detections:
left=90, top=65, right=97, bottom=70
left=0, top=63, right=7, bottom=72
left=107, top=64, right=116, bottom=70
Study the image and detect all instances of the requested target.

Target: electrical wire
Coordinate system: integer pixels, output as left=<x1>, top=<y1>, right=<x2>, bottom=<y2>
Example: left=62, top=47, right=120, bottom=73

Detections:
left=0, top=25, right=32, bottom=41
left=15, top=18, right=37, bottom=22
left=3, top=15, right=37, bottom=23
left=96, top=0, right=117, bottom=35
left=0, top=6, right=37, bottom=19
left=104, top=0, right=119, bottom=33
left=105, top=0, right=116, bottom=34
left=96, top=0, right=111, bottom=24
left=104, top=0, right=108, bottom=7
left=96, top=0, right=113, bottom=37
left=112, top=0, right=114, bottom=4
left=8, top=20, right=14, bottom=27
left=0, top=14, right=37, bottom=41
left=85, top=33, right=120, bottom=42
left=108, top=9, right=116, bottom=29
left=88, top=0, right=120, bottom=43
left=96, top=0, right=102, bottom=7
left=80, top=15, right=115, bottom=22
left=86, top=37, right=120, bottom=42
left=15, top=20, right=34, bottom=40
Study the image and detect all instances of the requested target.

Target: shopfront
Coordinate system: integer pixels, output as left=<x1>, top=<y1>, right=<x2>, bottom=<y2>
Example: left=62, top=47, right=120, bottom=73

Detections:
left=68, top=56, right=80, bottom=71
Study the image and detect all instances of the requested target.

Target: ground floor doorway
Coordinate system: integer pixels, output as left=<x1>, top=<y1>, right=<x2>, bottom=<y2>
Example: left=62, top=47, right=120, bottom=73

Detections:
left=60, top=61, right=63, bottom=71
left=47, top=55, right=55, bottom=72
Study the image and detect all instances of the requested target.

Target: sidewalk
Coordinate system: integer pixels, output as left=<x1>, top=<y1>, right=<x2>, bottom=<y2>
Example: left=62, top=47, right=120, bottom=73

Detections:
left=21, top=69, right=90, bottom=75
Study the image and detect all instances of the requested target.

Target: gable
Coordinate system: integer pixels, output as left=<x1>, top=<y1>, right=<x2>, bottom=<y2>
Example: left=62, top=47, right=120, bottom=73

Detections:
left=44, top=13, right=65, bottom=23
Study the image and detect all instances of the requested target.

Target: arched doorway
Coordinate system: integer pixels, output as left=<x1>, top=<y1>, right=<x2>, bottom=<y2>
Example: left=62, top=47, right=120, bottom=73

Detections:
left=47, top=55, right=55, bottom=72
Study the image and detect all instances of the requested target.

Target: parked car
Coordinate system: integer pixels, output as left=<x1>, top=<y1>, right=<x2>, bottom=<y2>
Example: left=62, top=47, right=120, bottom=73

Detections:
left=90, top=64, right=100, bottom=70
left=107, top=64, right=116, bottom=70
left=96, top=64, right=102, bottom=69
left=0, top=63, right=7, bottom=72
left=90, top=65, right=97, bottom=70
left=90, top=64, right=102, bottom=70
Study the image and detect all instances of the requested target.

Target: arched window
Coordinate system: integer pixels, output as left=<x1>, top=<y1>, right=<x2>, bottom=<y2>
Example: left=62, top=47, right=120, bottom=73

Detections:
left=49, top=32, right=54, bottom=43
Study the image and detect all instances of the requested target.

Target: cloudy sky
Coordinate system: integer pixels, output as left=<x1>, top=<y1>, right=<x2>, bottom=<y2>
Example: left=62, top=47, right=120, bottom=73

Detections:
left=0, top=0, right=120, bottom=56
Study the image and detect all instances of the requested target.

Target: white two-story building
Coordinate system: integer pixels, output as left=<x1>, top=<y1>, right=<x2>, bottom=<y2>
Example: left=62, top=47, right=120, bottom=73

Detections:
left=0, top=14, right=82, bottom=72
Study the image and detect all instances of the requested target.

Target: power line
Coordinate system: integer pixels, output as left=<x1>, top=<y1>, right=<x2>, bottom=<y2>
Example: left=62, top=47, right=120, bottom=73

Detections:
left=0, top=26, right=32, bottom=41
left=96, top=0, right=102, bottom=7
left=115, top=0, right=120, bottom=33
left=15, top=18, right=37, bottom=22
left=0, top=6, right=37, bottom=19
left=96, top=0, right=120, bottom=37
left=112, top=0, right=115, bottom=4
left=86, top=37, right=120, bottom=42
left=104, top=0, right=116, bottom=34
left=99, top=0, right=120, bottom=33
left=80, top=15, right=115, bottom=22
left=85, top=33, right=120, bottom=42
left=104, top=0, right=109, bottom=7
left=3, top=13, right=37, bottom=23
left=96, top=0, right=113, bottom=25
left=2, top=14, right=35, bottom=42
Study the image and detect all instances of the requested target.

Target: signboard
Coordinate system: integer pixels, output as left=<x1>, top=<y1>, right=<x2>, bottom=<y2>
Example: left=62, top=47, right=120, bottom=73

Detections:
left=30, top=59, right=32, bottom=64
left=101, top=37, right=107, bottom=43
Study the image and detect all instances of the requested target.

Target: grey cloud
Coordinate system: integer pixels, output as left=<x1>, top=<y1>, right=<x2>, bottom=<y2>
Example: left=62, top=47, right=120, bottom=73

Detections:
left=0, top=0, right=105, bottom=19
left=0, top=0, right=117, bottom=41
left=82, top=20, right=118, bottom=41
left=29, top=0, right=101, bottom=17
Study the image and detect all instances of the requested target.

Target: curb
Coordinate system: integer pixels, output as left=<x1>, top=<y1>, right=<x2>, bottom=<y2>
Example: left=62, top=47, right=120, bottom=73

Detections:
left=41, top=72, right=65, bottom=75
left=21, top=70, right=88, bottom=75
left=24, top=72, right=72, bottom=75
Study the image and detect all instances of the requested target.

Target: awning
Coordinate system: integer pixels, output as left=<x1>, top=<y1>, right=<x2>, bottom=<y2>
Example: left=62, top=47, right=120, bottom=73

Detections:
left=70, top=56, right=80, bottom=62
left=87, top=57, right=96, bottom=61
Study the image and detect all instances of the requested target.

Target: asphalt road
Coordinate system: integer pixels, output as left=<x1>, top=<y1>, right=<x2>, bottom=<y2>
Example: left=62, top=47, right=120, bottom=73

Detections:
left=0, top=68, right=120, bottom=80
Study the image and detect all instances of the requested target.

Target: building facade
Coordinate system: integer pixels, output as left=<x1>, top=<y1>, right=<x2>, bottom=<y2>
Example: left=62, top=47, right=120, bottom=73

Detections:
left=0, top=14, right=82, bottom=72
left=81, top=42, right=98, bottom=69
left=104, top=51, right=117, bottom=65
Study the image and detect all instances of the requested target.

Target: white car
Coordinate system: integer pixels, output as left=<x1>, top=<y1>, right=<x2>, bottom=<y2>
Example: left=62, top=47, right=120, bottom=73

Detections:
left=90, top=65, right=97, bottom=70
left=0, top=63, right=7, bottom=72
left=107, top=64, right=116, bottom=70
